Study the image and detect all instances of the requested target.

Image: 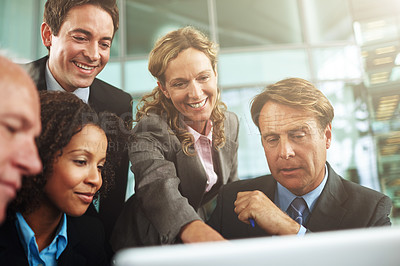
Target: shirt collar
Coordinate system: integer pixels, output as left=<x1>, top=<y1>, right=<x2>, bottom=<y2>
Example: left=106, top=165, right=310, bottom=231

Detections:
left=276, top=164, right=328, bottom=212
left=15, top=212, right=68, bottom=260
left=55, top=214, right=68, bottom=258
left=15, top=212, right=35, bottom=256
left=45, top=60, right=90, bottom=104
left=185, top=120, right=213, bottom=142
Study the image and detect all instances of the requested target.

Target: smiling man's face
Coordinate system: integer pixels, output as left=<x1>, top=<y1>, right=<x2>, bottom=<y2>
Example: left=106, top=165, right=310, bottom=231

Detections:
left=42, top=4, right=114, bottom=92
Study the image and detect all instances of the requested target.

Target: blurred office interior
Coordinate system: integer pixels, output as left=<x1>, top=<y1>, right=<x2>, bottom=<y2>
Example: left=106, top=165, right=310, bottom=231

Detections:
left=1, top=0, right=399, bottom=224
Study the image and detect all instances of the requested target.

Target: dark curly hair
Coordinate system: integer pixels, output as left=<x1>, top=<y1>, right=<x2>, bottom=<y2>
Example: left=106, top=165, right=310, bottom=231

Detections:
left=11, top=91, right=126, bottom=214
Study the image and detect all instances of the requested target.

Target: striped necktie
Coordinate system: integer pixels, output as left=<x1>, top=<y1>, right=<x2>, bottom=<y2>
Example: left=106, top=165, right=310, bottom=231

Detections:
left=287, top=197, right=309, bottom=225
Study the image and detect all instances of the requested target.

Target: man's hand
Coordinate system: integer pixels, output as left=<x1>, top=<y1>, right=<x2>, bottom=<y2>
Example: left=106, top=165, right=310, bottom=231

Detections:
left=234, top=190, right=300, bottom=235
left=179, top=220, right=226, bottom=243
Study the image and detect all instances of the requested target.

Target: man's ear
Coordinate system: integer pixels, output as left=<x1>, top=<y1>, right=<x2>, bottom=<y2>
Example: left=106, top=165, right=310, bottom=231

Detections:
left=158, top=81, right=170, bottom=99
left=324, top=123, right=332, bottom=149
left=41, top=22, right=52, bottom=48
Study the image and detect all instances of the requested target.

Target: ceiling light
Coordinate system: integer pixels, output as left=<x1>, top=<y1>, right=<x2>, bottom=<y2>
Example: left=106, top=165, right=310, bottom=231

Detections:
left=376, top=46, right=396, bottom=55
left=370, top=72, right=389, bottom=84
left=374, top=57, right=393, bottom=65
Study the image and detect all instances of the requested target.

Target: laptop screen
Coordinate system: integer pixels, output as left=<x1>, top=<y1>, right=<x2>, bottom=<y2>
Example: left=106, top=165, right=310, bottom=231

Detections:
left=113, top=226, right=400, bottom=266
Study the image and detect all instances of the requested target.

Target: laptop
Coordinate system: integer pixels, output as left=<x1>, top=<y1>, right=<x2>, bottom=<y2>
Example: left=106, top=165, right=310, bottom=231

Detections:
left=113, top=226, right=400, bottom=266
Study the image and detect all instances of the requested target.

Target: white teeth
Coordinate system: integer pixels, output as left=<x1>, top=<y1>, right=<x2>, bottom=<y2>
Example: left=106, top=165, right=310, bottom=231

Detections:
left=188, top=99, right=206, bottom=108
left=74, top=62, right=95, bottom=70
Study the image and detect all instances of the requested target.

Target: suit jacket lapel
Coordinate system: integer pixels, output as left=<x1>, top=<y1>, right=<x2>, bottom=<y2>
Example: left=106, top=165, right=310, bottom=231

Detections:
left=36, top=57, right=48, bottom=91
left=246, top=175, right=277, bottom=238
left=215, top=137, right=237, bottom=185
left=0, top=216, right=29, bottom=265
left=177, top=113, right=239, bottom=211
left=176, top=147, right=207, bottom=210
left=212, top=112, right=239, bottom=186
left=259, top=175, right=276, bottom=201
left=307, top=164, right=348, bottom=231
left=88, top=79, right=103, bottom=113
left=24, top=56, right=48, bottom=91
left=58, top=217, right=86, bottom=265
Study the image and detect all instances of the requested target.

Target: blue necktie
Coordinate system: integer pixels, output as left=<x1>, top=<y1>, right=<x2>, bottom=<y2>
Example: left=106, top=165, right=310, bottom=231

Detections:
left=287, top=197, right=308, bottom=225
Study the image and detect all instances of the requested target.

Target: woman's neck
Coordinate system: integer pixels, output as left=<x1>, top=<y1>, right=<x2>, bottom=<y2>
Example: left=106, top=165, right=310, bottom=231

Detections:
left=22, top=203, right=63, bottom=252
left=185, top=120, right=208, bottom=135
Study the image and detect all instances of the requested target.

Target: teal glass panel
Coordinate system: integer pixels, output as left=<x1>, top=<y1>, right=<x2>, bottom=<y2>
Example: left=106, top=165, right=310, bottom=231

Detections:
left=97, top=61, right=122, bottom=89
left=215, top=0, right=303, bottom=48
left=0, top=0, right=35, bottom=60
left=125, top=59, right=157, bottom=95
left=125, top=0, right=209, bottom=56
left=218, top=49, right=310, bottom=88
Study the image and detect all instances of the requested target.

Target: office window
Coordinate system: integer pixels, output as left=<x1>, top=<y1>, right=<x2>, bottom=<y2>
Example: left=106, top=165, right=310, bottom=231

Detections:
left=350, top=0, right=400, bottom=21
left=222, top=87, right=268, bottom=179
left=215, top=0, right=303, bottom=48
left=36, top=0, right=48, bottom=59
left=125, top=0, right=210, bottom=56
left=311, top=46, right=362, bottom=80
left=125, top=59, right=156, bottom=94
left=0, top=0, right=35, bottom=60
left=218, top=49, right=310, bottom=88
left=319, top=81, right=384, bottom=192
left=353, top=16, right=399, bottom=47
left=303, top=0, right=354, bottom=43
left=110, top=31, right=120, bottom=58
left=97, top=61, right=123, bottom=89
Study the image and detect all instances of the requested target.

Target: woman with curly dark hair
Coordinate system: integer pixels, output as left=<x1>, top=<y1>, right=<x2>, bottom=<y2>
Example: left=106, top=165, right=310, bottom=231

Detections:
left=111, top=26, right=239, bottom=248
left=0, top=91, right=123, bottom=265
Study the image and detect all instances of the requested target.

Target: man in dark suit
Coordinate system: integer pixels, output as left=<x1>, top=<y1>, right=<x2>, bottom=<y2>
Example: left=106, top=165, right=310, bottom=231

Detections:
left=208, top=77, right=392, bottom=239
left=22, top=0, right=132, bottom=240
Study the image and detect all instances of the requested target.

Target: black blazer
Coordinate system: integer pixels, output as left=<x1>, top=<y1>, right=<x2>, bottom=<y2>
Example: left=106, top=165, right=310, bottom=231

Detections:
left=0, top=214, right=111, bottom=265
left=22, top=56, right=133, bottom=240
left=208, top=163, right=392, bottom=239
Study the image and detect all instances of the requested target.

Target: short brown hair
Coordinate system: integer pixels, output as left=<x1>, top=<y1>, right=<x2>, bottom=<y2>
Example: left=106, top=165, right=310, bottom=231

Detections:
left=251, top=78, right=334, bottom=131
left=44, top=0, right=119, bottom=37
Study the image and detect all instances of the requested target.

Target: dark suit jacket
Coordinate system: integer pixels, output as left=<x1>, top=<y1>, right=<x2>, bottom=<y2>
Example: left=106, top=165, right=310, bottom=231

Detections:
left=208, top=163, right=392, bottom=239
left=0, top=214, right=110, bottom=265
left=22, top=56, right=133, bottom=240
left=111, top=111, right=239, bottom=249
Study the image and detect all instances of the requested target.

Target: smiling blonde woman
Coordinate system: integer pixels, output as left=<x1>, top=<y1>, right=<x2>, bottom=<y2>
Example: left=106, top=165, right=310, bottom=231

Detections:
left=112, top=26, right=239, bottom=248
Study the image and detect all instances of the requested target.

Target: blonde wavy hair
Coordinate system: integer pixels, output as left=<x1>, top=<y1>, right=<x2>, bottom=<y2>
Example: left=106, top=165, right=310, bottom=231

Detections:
left=136, top=26, right=227, bottom=156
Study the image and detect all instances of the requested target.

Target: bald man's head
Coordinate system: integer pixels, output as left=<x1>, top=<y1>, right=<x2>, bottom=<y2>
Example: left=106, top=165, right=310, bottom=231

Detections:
left=0, top=56, right=42, bottom=223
